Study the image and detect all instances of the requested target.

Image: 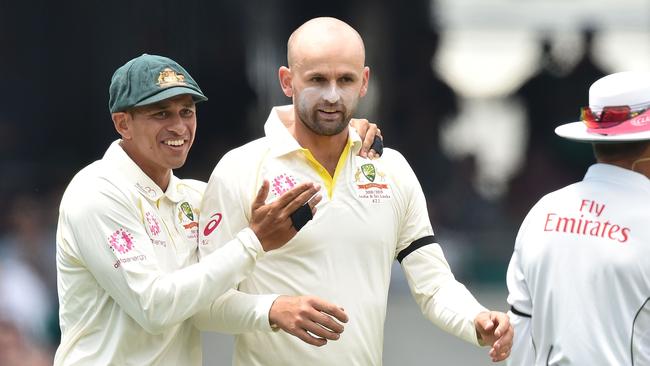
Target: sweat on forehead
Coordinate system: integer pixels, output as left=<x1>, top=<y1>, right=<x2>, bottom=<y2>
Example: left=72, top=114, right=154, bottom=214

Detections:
left=287, top=17, right=365, bottom=68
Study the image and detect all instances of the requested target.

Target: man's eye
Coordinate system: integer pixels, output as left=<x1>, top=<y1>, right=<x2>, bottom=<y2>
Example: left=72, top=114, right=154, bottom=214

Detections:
left=180, top=109, right=195, bottom=117
left=310, top=76, right=325, bottom=83
left=340, top=77, right=354, bottom=83
left=153, top=111, right=169, bottom=119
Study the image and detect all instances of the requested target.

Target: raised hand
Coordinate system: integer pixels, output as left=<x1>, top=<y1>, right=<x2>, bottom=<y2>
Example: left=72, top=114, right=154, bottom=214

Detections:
left=349, top=118, right=383, bottom=159
left=249, top=180, right=322, bottom=251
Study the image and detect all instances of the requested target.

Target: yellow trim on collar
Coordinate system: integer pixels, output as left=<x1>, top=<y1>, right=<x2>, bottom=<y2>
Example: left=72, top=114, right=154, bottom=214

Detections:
left=300, top=139, right=353, bottom=199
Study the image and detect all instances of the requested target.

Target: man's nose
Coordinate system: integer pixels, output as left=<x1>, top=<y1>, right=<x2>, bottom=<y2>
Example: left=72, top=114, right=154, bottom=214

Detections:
left=167, top=113, right=187, bottom=134
left=323, top=84, right=340, bottom=104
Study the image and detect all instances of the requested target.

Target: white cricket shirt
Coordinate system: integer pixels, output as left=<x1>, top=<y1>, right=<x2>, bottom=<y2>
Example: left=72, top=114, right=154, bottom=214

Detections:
left=199, top=105, right=486, bottom=365
left=506, top=163, right=650, bottom=365
left=54, top=141, right=274, bottom=366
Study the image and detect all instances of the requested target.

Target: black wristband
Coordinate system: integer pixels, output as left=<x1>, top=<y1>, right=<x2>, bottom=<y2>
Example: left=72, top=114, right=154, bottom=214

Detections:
left=290, top=202, right=313, bottom=231
left=370, top=135, right=383, bottom=156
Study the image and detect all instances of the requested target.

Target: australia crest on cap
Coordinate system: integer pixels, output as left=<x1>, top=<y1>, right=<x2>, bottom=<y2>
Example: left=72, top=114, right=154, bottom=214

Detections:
left=158, top=68, right=186, bottom=88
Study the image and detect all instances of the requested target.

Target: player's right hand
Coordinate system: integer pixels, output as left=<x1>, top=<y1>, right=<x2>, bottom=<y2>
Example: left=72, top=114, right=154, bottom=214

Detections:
left=249, top=180, right=322, bottom=251
left=269, top=295, right=348, bottom=347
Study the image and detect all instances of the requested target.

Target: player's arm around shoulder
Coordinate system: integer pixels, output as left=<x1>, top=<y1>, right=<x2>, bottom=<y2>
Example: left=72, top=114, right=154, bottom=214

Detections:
left=199, top=146, right=262, bottom=254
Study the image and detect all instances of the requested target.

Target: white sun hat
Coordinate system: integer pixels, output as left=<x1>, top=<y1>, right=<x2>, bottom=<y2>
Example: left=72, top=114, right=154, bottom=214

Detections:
left=555, top=71, right=650, bottom=142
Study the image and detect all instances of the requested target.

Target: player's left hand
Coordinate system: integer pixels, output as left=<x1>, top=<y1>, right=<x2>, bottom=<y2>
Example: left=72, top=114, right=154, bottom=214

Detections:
left=474, top=310, right=513, bottom=362
left=349, top=118, right=382, bottom=159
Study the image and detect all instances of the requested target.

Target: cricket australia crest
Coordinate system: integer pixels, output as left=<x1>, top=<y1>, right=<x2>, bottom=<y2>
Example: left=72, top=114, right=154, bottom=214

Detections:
left=353, top=162, right=392, bottom=204
left=177, top=201, right=199, bottom=242
left=158, top=68, right=186, bottom=88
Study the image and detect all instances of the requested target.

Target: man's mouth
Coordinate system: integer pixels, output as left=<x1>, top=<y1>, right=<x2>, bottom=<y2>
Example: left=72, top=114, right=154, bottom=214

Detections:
left=318, top=109, right=342, bottom=117
left=162, top=139, right=186, bottom=147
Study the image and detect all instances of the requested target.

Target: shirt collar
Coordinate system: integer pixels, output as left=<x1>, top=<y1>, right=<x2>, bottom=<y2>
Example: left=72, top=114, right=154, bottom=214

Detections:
left=103, top=140, right=183, bottom=202
left=584, top=163, right=650, bottom=192
left=264, top=105, right=363, bottom=157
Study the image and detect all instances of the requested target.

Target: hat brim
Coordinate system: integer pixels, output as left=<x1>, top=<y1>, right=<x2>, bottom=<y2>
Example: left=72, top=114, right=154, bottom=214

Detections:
left=134, top=86, right=208, bottom=108
left=555, top=121, right=650, bottom=143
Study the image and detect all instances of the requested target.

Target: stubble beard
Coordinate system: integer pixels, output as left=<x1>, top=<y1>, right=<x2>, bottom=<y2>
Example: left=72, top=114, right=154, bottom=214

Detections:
left=296, top=104, right=352, bottom=136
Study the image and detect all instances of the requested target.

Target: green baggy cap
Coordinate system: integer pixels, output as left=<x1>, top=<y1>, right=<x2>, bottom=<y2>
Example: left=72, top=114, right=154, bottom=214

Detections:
left=109, top=54, right=208, bottom=113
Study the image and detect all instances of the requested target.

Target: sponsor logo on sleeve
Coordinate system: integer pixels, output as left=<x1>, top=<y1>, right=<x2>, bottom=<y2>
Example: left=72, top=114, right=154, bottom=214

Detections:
left=202, top=212, right=223, bottom=238
left=108, top=228, right=135, bottom=254
left=108, top=228, right=147, bottom=268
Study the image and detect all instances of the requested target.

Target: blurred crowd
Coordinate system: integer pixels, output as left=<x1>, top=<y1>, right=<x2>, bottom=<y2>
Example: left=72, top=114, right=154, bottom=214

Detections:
left=0, top=0, right=616, bottom=363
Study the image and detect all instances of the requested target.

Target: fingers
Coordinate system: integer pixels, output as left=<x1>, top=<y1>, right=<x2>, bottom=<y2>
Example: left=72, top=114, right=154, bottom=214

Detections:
left=350, top=118, right=370, bottom=142
left=312, top=299, right=349, bottom=324
left=270, top=295, right=346, bottom=347
left=290, top=328, right=328, bottom=347
left=368, top=130, right=383, bottom=159
left=296, top=300, right=346, bottom=343
left=484, top=311, right=513, bottom=362
left=489, top=342, right=511, bottom=362
left=489, top=348, right=510, bottom=362
left=360, top=122, right=377, bottom=158
left=309, top=310, right=345, bottom=334
left=492, top=312, right=509, bottom=338
left=252, top=180, right=270, bottom=210
left=480, top=312, right=495, bottom=332
left=308, top=193, right=323, bottom=215
left=279, top=183, right=322, bottom=217
left=301, top=315, right=342, bottom=341
left=272, top=182, right=319, bottom=211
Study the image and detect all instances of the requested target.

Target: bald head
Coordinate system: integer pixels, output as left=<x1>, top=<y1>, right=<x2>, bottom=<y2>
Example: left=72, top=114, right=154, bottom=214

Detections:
left=287, top=17, right=365, bottom=69
left=279, top=17, right=370, bottom=139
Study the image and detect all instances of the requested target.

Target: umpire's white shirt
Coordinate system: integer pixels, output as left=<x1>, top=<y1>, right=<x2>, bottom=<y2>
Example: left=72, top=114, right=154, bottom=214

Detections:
left=507, top=164, right=650, bottom=365
left=199, top=105, right=486, bottom=365
left=54, top=141, right=274, bottom=366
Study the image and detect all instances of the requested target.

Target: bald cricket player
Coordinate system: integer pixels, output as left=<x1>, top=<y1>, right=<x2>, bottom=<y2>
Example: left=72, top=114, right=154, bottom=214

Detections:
left=198, top=17, right=513, bottom=365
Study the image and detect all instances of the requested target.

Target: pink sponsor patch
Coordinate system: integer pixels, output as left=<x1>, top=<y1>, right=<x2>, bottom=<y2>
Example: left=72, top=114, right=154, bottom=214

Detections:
left=271, top=173, right=297, bottom=197
left=108, top=228, right=135, bottom=254
left=145, top=212, right=161, bottom=236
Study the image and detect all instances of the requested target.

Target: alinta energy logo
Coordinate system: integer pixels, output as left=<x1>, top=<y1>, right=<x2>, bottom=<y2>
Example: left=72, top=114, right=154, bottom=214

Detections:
left=108, top=228, right=135, bottom=254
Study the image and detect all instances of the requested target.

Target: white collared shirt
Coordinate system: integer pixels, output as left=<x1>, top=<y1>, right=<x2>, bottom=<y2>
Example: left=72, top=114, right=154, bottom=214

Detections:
left=199, top=105, right=486, bottom=365
left=507, top=163, right=650, bottom=365
left=54, top=141, right=270, bottom=366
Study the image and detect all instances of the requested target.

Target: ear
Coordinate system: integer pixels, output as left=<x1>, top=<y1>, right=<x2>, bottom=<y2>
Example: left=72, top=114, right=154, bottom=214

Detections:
left=278, top=66, right=293, bottom=97
left=112, top=112, right=133, bottom=140
left=359, top=66, right=370, bottom=97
